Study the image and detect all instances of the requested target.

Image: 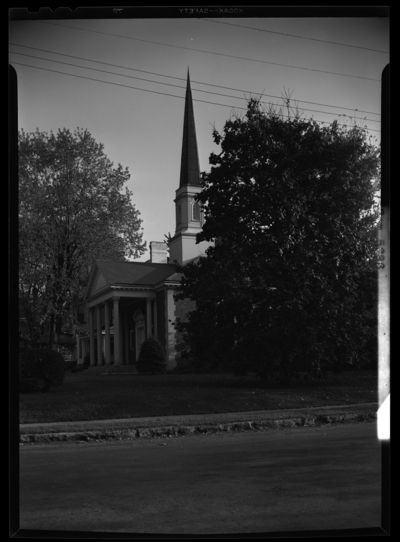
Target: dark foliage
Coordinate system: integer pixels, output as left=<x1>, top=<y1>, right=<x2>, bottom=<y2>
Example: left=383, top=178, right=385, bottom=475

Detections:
left=175, top=98, right=380, bottom=383
left=136, top=337, right=167, bottom=374
left=169, top=352, right=225, bottom=374
left=83, top=352, right=91, bottom=368
left=65, top=360, right=77, bottom=371
left=20, top=348, right=66, bottom=393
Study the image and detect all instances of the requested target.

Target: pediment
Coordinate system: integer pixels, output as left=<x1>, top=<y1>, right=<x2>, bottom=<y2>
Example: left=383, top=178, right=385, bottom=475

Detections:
left=85, top=265, right=110, bottom=300
left=92, top=271, right=108, bottom=294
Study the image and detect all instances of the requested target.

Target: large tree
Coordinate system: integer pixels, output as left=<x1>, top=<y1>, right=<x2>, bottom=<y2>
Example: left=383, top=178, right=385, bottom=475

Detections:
left=19, top=127, right=146, bottom=346
left=175, top=99, right=380, bottom=382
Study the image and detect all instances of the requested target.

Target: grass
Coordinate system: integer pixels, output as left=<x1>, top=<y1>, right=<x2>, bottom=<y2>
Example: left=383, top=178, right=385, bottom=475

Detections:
left=19, top=369, right=378, bottom=424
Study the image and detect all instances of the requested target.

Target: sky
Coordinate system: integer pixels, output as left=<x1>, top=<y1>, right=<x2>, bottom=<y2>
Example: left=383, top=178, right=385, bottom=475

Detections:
left=9, top=8, right=389, bottom=262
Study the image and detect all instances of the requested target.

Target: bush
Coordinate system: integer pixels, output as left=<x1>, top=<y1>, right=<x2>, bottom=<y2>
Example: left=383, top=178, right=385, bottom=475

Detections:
left=169, top=352, right=227, bottom=374
left=168, top=355, right=196, bottom=374
left=65, top=360, right=77, bottom=371
left=71, top=363, right=86, bottom=373
left=136, top=337, right=167, bottom=374
left=83, top=352, right=91, bottom=368
left=19, top=377, right=47, bottom=393
left=19, top=348, right=66, bottom=393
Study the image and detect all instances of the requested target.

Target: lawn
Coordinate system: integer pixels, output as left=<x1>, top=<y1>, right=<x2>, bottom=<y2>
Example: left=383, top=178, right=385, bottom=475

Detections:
left=19, top=370, right=378, bottom=424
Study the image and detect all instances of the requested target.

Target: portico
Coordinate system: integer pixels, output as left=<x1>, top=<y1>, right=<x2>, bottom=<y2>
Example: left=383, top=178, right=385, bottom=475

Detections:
left=84, top=258, right=181, bottom=370
left=87, top=290, right=157, bottom=366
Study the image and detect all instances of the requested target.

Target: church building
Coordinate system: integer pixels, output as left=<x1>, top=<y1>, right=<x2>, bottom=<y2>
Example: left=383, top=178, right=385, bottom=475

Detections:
left=82, top=71, right=212, bottom=370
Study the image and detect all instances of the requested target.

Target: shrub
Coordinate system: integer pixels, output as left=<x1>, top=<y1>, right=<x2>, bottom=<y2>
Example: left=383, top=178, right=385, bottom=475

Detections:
left=169, top=352, right=226, bottom=374
left=136, top=337, right=167, bottom=374
left=19, top=348, right=66, bottom=393
left=71, top=363, right=86, bottom=373
left=168, top=355, right=196, bottom=374
left=65, top=360, right=77, bottom=371
left=20, top=377, right=46, bottom=393
left=83, top=352, right=91, bottom=368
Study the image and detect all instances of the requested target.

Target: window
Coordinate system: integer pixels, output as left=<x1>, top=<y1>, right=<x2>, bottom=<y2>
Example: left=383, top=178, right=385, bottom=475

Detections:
left=192, top=201, right=200, bottom=221
left=177, top=204, right=181, bottom=224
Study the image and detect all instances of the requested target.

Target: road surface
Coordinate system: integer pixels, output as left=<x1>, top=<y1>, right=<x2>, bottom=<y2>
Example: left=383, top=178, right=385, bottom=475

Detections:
left=19, top=422, right=381, bottom=535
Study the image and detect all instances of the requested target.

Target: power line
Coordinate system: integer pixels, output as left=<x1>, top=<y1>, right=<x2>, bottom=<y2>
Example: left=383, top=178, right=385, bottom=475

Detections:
left=201, top=18, right=389, bottom=55
left=12, top=60, right=244, bottom=105
left=11, top=61, right=381, bottom=134
left=35, top=21, right=381, bottom=83
left=10, top=43, right=381, bottom=117
left=10, top=51, right=380, bottom=124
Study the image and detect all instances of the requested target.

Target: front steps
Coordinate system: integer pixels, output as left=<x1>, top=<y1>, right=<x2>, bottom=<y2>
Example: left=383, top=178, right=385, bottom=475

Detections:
left=86, top=364, right=138, bottom=375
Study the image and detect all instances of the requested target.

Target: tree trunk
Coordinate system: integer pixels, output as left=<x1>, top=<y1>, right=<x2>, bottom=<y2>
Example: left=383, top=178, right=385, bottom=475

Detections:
left=54, top=314, right=62, bottom=351
left=48, top=312, right=55, bottom=350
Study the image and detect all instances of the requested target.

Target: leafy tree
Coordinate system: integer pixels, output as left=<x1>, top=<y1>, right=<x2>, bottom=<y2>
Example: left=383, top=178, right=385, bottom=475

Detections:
left=19, top=127, right=146, bottom=346
left=175, top=99, right=380, bottom=382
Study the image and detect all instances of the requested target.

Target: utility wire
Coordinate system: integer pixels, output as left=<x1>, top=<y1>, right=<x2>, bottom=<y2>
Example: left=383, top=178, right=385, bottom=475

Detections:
left=35, top=21, right=381, bottom=83
left=10, top=43, right=381, bottom=117
left=201, top=18, right=389, bottom=55
left=11, top=61, right=381, bottom=134
left=10, top=51, right=380, bottom=123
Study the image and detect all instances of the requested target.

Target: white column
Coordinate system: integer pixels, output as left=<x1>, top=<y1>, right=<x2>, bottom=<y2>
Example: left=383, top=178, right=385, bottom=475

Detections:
left=96, top=304, right=103, bottom=366
left=89, top=307, right=95, bottom=367
left=146, top=298, right=152, bottom=339
left=124, top=310, right=129, bottom=365
left=113, top=297, right=121, bottom=366
left=104, top=301, right=111, bottom=365
left=153, top=298, right=158, bottom=340
left=165, top=289, right=177, bottom=370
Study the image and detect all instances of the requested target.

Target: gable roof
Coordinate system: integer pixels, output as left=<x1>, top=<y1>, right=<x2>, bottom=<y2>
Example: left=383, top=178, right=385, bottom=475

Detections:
left=85, top=260, right=180, bottom=300
left=97, top=260, right=178, bottom=285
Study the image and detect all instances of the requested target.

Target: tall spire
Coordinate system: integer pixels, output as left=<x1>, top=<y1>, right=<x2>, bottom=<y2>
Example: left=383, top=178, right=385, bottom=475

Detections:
left=169, top=69, right=213, bottom=265
left=179, top=69, right=201, bottom=187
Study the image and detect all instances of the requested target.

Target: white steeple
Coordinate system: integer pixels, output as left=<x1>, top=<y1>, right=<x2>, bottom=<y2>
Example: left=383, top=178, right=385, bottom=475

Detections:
left=169, top=70, right=212, bottom=265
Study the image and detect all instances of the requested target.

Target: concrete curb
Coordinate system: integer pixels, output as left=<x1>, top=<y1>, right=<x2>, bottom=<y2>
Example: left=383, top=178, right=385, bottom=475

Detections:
left=19, top=411, right=377, bottom=444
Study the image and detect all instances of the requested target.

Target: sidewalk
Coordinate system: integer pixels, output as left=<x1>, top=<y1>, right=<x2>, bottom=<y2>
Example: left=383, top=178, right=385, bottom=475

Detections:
left=19, top=403, right=378, bottom=444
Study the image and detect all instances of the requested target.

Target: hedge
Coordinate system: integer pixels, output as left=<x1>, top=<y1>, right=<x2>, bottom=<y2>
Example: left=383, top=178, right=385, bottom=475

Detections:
left=19, top=348, right=66, bottom=393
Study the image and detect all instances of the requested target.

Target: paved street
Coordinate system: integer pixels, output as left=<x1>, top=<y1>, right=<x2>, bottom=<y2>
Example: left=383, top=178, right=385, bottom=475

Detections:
left=19, top=422, right=381, bottom=535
